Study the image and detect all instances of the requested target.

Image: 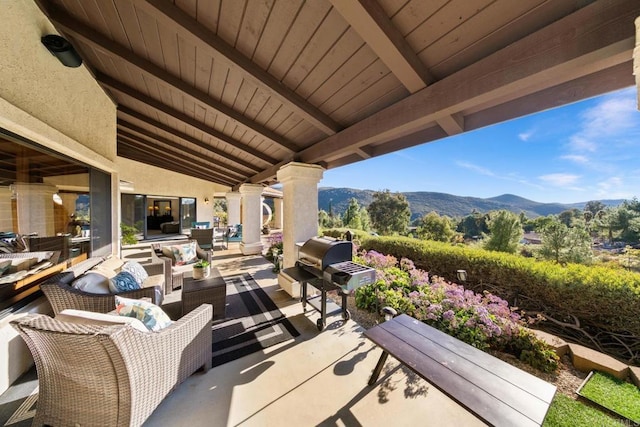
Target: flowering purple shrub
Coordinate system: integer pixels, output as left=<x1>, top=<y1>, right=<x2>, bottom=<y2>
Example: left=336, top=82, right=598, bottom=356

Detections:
left=354, top=249, right=558, bottom=372
left=265, top=232, right=283, bottom=262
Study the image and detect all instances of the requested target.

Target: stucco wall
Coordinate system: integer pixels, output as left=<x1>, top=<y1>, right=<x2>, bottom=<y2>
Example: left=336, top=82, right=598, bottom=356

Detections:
left=0, top=1, right=116, bottom=163
left=116, top=157, right=229, bottom=223
left=0, top=1, right=118, bottom=395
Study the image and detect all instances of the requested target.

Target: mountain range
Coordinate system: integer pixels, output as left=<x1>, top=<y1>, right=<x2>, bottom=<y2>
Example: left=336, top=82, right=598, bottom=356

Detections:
left=318, top=187, right=624, bottom=220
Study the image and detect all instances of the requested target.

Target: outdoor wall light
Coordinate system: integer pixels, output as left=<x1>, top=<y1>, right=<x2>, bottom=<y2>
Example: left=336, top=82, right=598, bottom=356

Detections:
left=41, top=34, right=82, bottom=68
left=204, top=197, right=210, bottom=204
left=456, top=269, right=467, bottom=282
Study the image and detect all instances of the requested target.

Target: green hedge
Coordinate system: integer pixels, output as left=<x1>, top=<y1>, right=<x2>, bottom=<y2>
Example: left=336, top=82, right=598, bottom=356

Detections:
left=355, top=236, right=640, bottom=348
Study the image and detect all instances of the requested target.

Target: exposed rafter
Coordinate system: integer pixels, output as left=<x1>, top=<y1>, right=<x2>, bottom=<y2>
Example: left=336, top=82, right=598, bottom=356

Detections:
left=330, top=0, right=464, bottom=136
left=97, top=73, right=279, bottom=165
left=135, top=0, right=341, bottom=136
left=329, top=0, right=433, bottom=92
left=250, top=0, right=638, bottom=183
left=117, top=123, right=249, bottom=179
left=44, top=4, right=299, bottom=155
left=117, top=107, right=260, bottom=173
left=118, top=137, right=236, bottom=185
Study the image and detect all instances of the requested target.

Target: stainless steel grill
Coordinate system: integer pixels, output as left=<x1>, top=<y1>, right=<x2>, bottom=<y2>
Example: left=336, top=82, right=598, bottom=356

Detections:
left=283, top=236, right=375, bottom=331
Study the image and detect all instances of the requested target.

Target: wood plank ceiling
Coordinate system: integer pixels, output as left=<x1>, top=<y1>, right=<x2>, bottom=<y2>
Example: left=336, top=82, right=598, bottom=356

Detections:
left=35, top=0, right=639, bottom=189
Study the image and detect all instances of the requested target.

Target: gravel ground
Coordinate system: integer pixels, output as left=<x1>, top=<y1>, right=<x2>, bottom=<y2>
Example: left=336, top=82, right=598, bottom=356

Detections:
left=333, top=292, right=589, bottom=399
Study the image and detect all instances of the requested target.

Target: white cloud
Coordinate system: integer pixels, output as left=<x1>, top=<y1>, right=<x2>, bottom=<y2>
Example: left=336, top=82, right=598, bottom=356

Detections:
left=518, top=131, right=533, bottom=141
left=456, top=161, right=495, bottom=177
left=538, top=173, right=581, bottom=187
left=561, top=154, right=589, bottom=164
left=567, top=88, right=639, bottom=154
left=597, top=176, right=623, bottom=192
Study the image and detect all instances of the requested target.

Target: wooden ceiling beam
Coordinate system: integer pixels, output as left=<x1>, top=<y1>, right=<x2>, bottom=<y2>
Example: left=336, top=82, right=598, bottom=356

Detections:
left=117, top=145, right=217, bottom=183
left=97, top=73, right=279, bottom=165
left=330, top=0, right=468, bottom=136
left=330, top=0, right=433, bottom=92
left=117, top=124, right=248, bottom=180
left=118, top=137, right=236, bottom=185
left=295, top=0, right=638, bottom=165
left=117, top=107, right=259, bottom=174
left=136, top=0, right=341, bottom=136
left=44, top=5, right=298, bottom=155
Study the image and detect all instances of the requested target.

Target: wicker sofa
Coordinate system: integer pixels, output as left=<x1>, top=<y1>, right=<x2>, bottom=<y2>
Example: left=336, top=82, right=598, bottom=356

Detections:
left=150, top=239, right=212, bottom=294
left=11, top=304, right=212, bottom=427
left=41, top=256, right=165, bottom=315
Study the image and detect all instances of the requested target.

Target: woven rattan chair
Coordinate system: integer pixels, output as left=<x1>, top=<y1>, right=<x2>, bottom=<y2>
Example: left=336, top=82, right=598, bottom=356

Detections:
left=11, top=304, right=212, bottom=427
left=190, top=228, right=214, bottom=250
left=41, top=256, right=165, bottom=315
left=151, top=239, right=212, bottom=294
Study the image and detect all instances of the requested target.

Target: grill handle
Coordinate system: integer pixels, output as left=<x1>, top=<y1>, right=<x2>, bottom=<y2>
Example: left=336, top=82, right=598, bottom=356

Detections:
left=297, top=258, right=316, bottom=268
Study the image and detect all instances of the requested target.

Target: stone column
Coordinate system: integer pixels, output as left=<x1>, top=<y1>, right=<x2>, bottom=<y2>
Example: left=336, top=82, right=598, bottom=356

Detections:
left=273, top=197, right=283, bottom=230
left=239, top=184, right=264, bottom=255
left=225, top=191, right=241, bottom=227
left=276, top=162, right=324, bottom=298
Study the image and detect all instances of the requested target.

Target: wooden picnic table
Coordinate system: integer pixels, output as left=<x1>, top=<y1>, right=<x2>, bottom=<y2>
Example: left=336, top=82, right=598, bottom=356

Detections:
left=364, top=314, right=556, bottom=427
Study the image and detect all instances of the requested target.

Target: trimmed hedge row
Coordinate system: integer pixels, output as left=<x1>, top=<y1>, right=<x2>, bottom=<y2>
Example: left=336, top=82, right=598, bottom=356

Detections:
left=352, top=236, right=640, bottom=343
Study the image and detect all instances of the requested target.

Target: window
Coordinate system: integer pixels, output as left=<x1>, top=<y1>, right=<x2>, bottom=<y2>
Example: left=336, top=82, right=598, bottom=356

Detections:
left=0, top=128, right=112, bottom=313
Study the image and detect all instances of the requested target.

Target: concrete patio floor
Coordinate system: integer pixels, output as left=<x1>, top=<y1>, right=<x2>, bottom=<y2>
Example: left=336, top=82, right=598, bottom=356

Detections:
left=142, top=244, right=484, bottom=427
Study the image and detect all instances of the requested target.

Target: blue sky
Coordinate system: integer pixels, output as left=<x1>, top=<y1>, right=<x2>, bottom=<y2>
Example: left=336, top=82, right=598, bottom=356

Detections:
left=320, top=86, right=640, bottom=204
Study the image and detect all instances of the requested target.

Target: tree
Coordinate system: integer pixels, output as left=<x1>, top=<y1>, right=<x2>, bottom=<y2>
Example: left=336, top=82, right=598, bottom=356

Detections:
left=458, top=211, right=488, bottom=238
left=483, top=210, right=522, bottom=253
left=318, top=209, right=342, bottom=228
left=584, top=200, right=606, bottom=216
left=416, top=211, right=456, bottom=242
left=342, top=198, right=363, bottom=229
left=538, top=219, right=593, bottom=264
left=558, top=208, right=581, bottom=227
left=367, top=189, right=411, bottom=235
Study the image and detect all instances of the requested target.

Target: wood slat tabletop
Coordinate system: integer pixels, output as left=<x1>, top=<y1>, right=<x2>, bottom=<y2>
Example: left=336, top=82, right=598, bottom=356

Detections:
left=364, top=314, right=556, bottom=427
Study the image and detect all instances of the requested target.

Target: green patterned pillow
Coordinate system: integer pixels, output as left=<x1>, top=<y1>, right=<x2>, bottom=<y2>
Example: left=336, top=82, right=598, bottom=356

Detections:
left=114, top=295, right=172, bottom=331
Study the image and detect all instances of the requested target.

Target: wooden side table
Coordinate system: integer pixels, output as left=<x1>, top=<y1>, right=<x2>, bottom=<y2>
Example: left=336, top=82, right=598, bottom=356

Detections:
left=182, top=268, right=227, bottom=320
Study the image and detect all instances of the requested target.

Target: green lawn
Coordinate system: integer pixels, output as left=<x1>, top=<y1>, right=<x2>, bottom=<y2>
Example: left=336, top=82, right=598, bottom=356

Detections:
left=578, top=372, right=640, bottom=423
left=544, top=394, right=625, bottom=426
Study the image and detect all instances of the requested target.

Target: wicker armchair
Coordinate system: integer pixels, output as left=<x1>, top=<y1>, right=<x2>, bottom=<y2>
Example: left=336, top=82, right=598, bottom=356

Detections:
left=190, top=227, right=213, bottom=250
left=151, top=239, right=212, bottom=294
left=11, top=304, right=212, bottom=427
left=41, top=256, right=165, bottom=315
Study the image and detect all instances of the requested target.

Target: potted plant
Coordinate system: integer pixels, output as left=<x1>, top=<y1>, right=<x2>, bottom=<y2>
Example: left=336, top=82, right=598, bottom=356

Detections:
left=192, top=259, right=210, bottom=280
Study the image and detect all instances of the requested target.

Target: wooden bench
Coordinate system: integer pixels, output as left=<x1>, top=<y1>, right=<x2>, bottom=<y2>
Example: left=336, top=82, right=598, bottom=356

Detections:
left=364, top=314, right=556, bottom=427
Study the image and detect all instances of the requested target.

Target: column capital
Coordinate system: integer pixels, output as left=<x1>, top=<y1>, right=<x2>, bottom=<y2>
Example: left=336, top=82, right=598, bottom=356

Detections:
left=238, top=183, right=264, bottom=195
left=277, top=162, right=324, bottom=184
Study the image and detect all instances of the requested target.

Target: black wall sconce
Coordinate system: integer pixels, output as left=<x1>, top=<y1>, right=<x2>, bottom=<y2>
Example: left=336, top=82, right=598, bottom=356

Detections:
left=41, top=34, right=82, bottom=68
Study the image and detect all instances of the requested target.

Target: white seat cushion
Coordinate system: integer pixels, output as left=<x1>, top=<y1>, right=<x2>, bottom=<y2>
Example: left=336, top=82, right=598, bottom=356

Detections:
left=57, top=309, right=148, bottom=333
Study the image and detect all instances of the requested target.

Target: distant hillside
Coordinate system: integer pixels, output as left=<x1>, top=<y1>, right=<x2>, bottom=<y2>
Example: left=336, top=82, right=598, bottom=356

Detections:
left=318, top=187, right=624, bottom=220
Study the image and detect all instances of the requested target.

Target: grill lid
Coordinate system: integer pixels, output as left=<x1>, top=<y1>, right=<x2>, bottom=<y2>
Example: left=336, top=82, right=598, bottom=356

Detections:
left=297, top=236, right=352, bottom=271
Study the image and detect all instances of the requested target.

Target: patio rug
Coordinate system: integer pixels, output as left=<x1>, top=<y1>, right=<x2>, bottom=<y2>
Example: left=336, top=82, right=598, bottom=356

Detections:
left=212, top=273, right=299, bottom=367
left=0, top=274, right=298, bottom=425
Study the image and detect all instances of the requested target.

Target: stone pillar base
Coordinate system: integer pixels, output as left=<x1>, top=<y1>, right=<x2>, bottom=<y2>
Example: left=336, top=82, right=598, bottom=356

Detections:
left=278, top=271, right=300, bottom=299
left=240, top=241, right=263, bottom=255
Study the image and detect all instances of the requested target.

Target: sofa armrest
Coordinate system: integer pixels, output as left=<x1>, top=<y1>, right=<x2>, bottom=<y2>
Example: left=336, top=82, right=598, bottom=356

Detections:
left=41, top=282, right=162, bottom=315
left=151, top=252, right=173, bottom=294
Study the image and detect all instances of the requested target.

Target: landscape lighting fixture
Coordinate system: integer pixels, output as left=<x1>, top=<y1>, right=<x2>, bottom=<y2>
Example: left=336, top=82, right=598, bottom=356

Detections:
left=41, top=34, right=82, bottom=68
left=456, top=269, right=467, bottom=282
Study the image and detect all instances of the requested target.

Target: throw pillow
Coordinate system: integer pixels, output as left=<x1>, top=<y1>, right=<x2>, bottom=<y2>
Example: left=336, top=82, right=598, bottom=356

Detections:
left=171, top=241, right=197, bottom=266
left=72, top=272, right=111, bottom=294
left=121, top=261, right=149, bottom=286
left=114, top=295, right=172, bottom=331
left=108, top=271, right=141, bottom=293
left=57, top=309, right=148, bottom=333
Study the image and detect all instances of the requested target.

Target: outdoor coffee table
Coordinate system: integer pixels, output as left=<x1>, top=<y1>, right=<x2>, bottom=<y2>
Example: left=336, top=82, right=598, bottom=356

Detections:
left=182, top=268, right=227, bottom=321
